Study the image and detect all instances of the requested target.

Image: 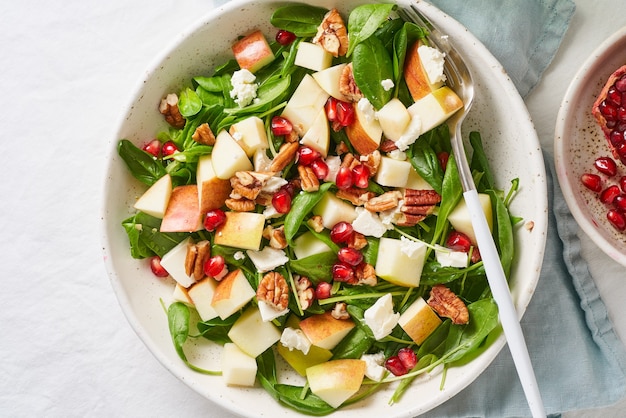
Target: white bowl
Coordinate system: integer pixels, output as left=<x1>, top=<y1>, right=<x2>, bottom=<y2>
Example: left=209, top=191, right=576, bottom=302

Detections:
left=101, top=0, right=547, bottom=416
left=554, top=26, right=626, bottom=266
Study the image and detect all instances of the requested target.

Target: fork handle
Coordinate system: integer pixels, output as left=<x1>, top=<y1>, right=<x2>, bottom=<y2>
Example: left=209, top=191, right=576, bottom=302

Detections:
left=464, top=189, right=547, bottom=418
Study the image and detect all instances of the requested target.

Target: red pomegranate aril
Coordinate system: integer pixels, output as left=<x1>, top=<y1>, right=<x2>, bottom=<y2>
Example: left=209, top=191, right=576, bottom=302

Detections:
left=204, top=255, right=226, bottom=278
left=325, top=97, right=338, bottom=122
left=446, top=230, right=472, bottom=253
left=337, top=247, right=363, bottom=266
left=332, top=263, right=354, bottom=282
left=272, top=189, right=292, bottom=213
left=143, top=139, right=161, bottom=158
left=610, top=130, right=625, bottom=146
left=280, top=182, right=297, bottom=198
left=594, top=156, right=618, bottom=177
left=471, top=247, right=482, bottom=264
left=297, top=146, right=320, bottom=166
left=336, top=100, right=355, bottom=126
left=614, top=195, right=626, bottom=211
left=330, top=221, right=354, bottom=244
left=275, top=29, right=296, bottom=46
left=607, top=87, right=622, bottom=106
left=607, top=209, right=626, bottom=231
left=620, top=176, right=626, bottom=193
left=162, top=141, right=179, bottom=157
left=310, top=159, right=329, bottom=180
left=437, top=151, right=449, bottom=171
left=315, top=281, right=332, bottom=300
left=581, top=173, right=603, bottom=193
left=601, top=185, right=621, bottom=204
left=397, top=347, right=417, bottom=370
left=149, top=256, right=169, bottom=277
left=204, top=209, right=227, bottom=231
left=352, top=164, right=370, bottom=188
left=385, top=356, right=408, bottom=376
left=616, top=75, right=626, bottom=92
left=271, top=116, right=293, bottom=136
left=336, top=166, right=354, bottom=190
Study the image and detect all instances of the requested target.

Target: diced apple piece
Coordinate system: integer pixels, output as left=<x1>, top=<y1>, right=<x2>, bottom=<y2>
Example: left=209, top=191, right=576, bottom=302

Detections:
left=211, top=130, right=253, bottom=180
left=187, top=278, right=219, bottom=321
left=404, top=168, right=434, bottom=190
left=312, top=192, right=357, bottom=229
left=306, top=359, right=366, bottom=408
left=447, top=193, right=493, bottom=245
left=133, top=174, right=172, bottom=219
left=374, top=156, right=412, bottom=188
left=293, top=231, right=332, bottom=259
left=221, top=343, right=257, bottom=386
left=211, top=269, right=256, bottom=319
left=299, top=311, right=355, bottom=350
left=407, top=86, right=463, bottom=135
left=160, top=185, right=203, bottom=233
left=277, top=342, right=333, bottom=377
left=295, top=41, right=333, bottom=72
left=231, top=30, right=275, bottom=73
left=375, top=237, right=426, bottom=287
left=404, top=40, right=446, bottom=101
left=214, top=211, right=265, bottom=251
left=281, top=74, right=330, bottom=136
left=345, top=100, right=382, bottom=155
left=228, top=116, right=269, bottom=157
left=300, top=109, right=330, bottom=157
left=196, top=154, right=231, bottom=215
left=312, top=64, right=349, bottom=101
left=160, top=237, right=196, bottom=288
left=377, top=98, right=411, bottom=141
left=228, top=305, right=281, bottom=357
left=398, top=297, right=442, bottom=345
left=172, top=283, right=193, bottom=305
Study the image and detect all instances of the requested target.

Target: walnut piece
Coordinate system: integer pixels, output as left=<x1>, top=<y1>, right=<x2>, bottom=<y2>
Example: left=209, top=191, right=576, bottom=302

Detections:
left=427, top=285, right=469, bottom=325
left=354, top=262, right=377, bottom=286
left=312, top=9, right=348, bottom=57
left=296, top=276, right=314, bottom=310
left=364, top=190, right=403, bottom=212
left=331, top=302, right=350, bottom=320
left=263, top=225, right=288, bottom=250
left=231, top=171, right=272, bottom=201
left=307, top=215, right=324, bottom=233
left=339, top=63, right=363, bottom=102
left=257, top=272, right=290, bottom=311
left=192, top=123, right=216, bottom=145
left=270, top=142, right=299, bottom=172
left=184, top=240, right=211, bottom=280
left=159, top=93, right=185, bottom=129
left=298, top=165, right=320, bottom=192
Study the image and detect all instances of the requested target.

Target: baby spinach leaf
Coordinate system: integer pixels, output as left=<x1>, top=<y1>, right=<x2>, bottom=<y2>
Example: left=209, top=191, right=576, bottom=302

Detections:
left=270, top=5, right=328, bottom=37
left=196, top=314, right=238, bottom=345
left=469, top=131, right=495, bottom=191
left=274, top=385, right=335, bottom=416
left=431, top=154, right=462, bottom=246
left=488, top=189, right=515, bottom=277
left=352, top=36, right=394, bottom=109
left=118, top=139, right=167, bottom=186
left=407, top=136, right=445, bottom=194
left=284, top=182, right=333, bottom=244
left=178, top=87, right=202, bottom=117
left=225, top=75, right=290, bottom=115
left=193, top=75, right=224, bottom=92
left=121, top=212, right=188, bottom=259
left=289, top=251, right=337, bottom=284
left=347, top=3, right=397, bottom=57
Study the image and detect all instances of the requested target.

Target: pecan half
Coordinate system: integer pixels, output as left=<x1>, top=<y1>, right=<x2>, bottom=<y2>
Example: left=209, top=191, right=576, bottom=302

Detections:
left=339, top=63, right=363, bottom=102
left=270, top=142, right=299, bottom=172
left=365, top=190, right=403, bottom=212
left=347, top=231, right=368, bottom=251
left=296, top=276, right=314, bottom=310
left=396, top=213, right=426, bottom=227
left=312, top=9, right=348, bottom=57
left=427, top=285, right=469, bottom=325
left=340, top=152, right=358, bottom=170
left=401, top=189, right=441, bottom=218
left=257, top=272, right=290, bottom=311
left=225, top=197, right=256, bottom=212
left=159, top=93, right=185, bottom=129
left=379, top=139, right=399, bottom=153
left=184, top=240, right=211, bottom=280
left=298, top=165, right=320, bottom=192
left=231, top=171, right=272, bottom=201
left=192, top=123, right=216, bottom=145
left=336, top=187, right=374, bottom=206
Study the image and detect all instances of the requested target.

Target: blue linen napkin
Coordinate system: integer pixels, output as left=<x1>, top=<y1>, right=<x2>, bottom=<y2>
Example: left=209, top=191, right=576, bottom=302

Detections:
left=419, top=0, right=626, bottom=416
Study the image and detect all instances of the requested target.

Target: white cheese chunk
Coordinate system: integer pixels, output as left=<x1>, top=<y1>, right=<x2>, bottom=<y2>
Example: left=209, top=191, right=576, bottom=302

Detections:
left=361, top=352, right=387, bottom=382
left=380, top=78, right=395, bottom=91
left=400, top=236, right=425, bottom=258
left=435, top=245, right=469, bottom=268
left=258, top=300, right=290, bottom=322
left=280, top=327, right=312, bottom=355
left=357, top=97, right=377, bottom=122
left=261, top=176, right=288, bottom=194
left=394, top=115, right=422, bottom=151
left=246, top=247, right=289, bottom=273
left=364, top=293, right=400, bottom=340
left=417, top=45, right=447, bottom=85
left=351, top=207, right=389, bottom=238
left=230, top=69, right=258, bottom=107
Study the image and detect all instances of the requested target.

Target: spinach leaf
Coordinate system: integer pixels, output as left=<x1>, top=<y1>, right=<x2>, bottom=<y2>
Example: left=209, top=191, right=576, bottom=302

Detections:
left=431, top=154, right=462, bottom=246
left=270, top=5, right=329, bottom=37
left=289, top=251, right=337, bottom=284
left=347, top=3, right=396, bottom=57
left=225, top=75, right=290, bottom=115
left=193, top=75, right=224, bottom=92
left=121, top=212, right=188, bottom=259
left=178, top=87, right=202, bottom=118
left=331, top=305, right=374, bottom=360
left=196, top=314, right=238, bottom=344
left=118, top=139, right=167, bottom=186
left=488, top=189, right=515, bottom=277
left=407, top=135, right=445, bottom=194
left=352, top=36, right=394, bottom=109
left=284, top=182, right=333, bottom=244
left=469, top=131, right=495, bottom=191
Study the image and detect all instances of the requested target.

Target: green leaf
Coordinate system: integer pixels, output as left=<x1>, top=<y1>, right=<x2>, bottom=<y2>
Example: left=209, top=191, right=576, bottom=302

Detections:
left=178, top=87, right=203, bottom=117
left=431, top=154, right=462, bottom=246
left=289, top=251, right=337, bottom=284
left=225, top=75, right=291, bottom=115
left=284, top=182, right=333, bottom=244
left=352, top=36, right=394, bottom=109
left=347, top=3, right=397, bottom=57
left=121, top=212, right=188, bottom=259
left=270, top=5, right=329, bottom=37
left=117, top=139, right=167, bottom=186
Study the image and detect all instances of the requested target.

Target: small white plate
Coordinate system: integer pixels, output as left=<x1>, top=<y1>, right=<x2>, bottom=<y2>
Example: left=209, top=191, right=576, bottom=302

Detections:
left=554, top=26, right=626, bottom=266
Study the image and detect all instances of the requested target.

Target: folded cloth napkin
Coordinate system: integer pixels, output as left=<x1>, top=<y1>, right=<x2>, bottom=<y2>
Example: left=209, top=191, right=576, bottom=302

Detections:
left=418, top=0, right=626, bottom=417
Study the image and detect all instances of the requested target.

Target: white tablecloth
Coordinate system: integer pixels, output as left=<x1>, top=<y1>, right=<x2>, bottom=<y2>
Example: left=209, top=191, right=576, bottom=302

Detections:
left=1, top=0, right=624, bottom=416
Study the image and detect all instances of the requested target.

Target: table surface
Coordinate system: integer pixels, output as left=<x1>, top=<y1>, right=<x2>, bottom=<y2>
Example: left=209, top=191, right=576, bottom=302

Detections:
left=1, top=0, right=624, bottom=417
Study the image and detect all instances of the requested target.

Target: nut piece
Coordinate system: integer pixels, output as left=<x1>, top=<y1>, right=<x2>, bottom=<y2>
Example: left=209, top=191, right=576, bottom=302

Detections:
left=336, top=187, right=374, bottom=206
left=354, top=262, right=377, bottom=286
left=347, top=231, right=368, bottom=251
left=184, top=240, right=211, bottom=280
left=192, top=123, right=216, bottom=145
left=331, top=302, right=350, bottom=320
left=270, top=142, right=299, bottom=172
left=339, top=63, right=363, bottom=102
left=312, top=9, right=348, bottom=57
left=225, top=197, right=256, bottom=212
left=307, top=215, right=324, bottom=233
left=231, top=171, right=272, bottom=201
left=396, top=213, right=426, bottom=227
left=360, top=150, right=381, bottom=176
left=379, top=139, right=399, bottom=153
left=364, top=190, right=403, bottom=212
left=298, top=165, right=320, bottom=192
left=296, top=276, right=314, bottom=310
left=159, top=93, right=185, bottom=129
left=257, top=272, right=290, bottom=311
left=263, top=225, right=288, bottom=250
left=427, top=285, right=469, bottom=325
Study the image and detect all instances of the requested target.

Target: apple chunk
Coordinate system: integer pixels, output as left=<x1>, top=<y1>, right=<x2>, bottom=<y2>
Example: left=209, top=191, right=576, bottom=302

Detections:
left=133, top=174, right=172, bottom=219
left=312, top=64, right=350, bottom=101
left=213, top=211, right=265, bottom=250
left=306, top=359, right=366, bottom=408
left=447, top=193, right=493, bottom=245
left=377, top=98, right=411, bottom=141
left=160, top=184, right=203, bottom=233
left=211, top=269, right=256, bottom=320
left=231, top=30, right=275, bottom=73
left=300, top=108, right=330, bottom=157
left=407, top=86, right=463, bottom=135
left=375, top=237, right=426, bottom=287
left=398, top=296, right=442, bottom=345
left=299, top=311, right=355, bottom=350
left=312, top=192, right=357, bottom=229
left=211, top=130, right=253, bottom=180
left=196, top=154, right=231, bottom=215
left=345, top=100, right=382, bottom=155
left=404, top=40, right=446, bottom=101
left=374, top=156, right=412, bottom=188
left=228, top=116, right=269, bottom=157
left=221, top=343, right=257, bottom=387
left=281, top=74, right=329, bottom=136
left=227, top=305, right=281, bottom=358
left=187, top=278, right=219, bottom=321
left=295, top=41, right=333, bottom=72
left=160, top=237, right=196, bottom=288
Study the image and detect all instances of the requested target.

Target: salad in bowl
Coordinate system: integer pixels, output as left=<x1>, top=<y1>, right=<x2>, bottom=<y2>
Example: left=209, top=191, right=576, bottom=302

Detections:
left=102, top=0, right=547, bottom=416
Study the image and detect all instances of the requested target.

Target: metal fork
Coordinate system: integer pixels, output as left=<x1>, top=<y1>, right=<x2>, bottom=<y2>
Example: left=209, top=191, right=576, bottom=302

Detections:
left=398, top=4, right=546, bottom=418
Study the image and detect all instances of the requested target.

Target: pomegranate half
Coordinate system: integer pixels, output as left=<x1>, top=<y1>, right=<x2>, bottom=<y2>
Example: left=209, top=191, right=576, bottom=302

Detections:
left=592, top=64, right=626, bottom=164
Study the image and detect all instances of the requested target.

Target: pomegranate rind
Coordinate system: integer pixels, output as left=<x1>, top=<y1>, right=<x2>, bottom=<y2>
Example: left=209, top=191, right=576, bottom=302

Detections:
left=592, top=64, right=626, bottom=160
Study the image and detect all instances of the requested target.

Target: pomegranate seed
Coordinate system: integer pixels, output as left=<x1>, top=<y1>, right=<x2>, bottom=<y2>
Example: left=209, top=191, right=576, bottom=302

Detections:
left=620, top=176, right=626, bottom=193
left=581, top=173, right=603, bottom=193
left=204, top=255, right=226, bottom=278
left=437, top=151, right=449, bottom=171
left=332, top=263, right=354, bottom=282
left=601, top=185, right=621, bottom=204
left=142, top=139, right=161, bottom=158
left=385, top=356, right=408, bottom=376
left=271, top=116, right=293, bottom=136
left=297, top=146, right=321, bottom=166
left=315, top=282, right=332, bottom=299
left=310, top=159, right=329, bottom=180
left=446, top=230, right=472, bottom=252
left=272, top=189, right=292, bottom=213
left=614, top=195, right=626, bottom=211
left=149, top=256, right=169, bottom=277
left=594, top=156, right=618, bottom=177
left=330, top=222, right=354, bottom=244
left=352, top=164, right=370, bottom=188
left=280, top=181, right=297, bottom=197
left=336, top=101, right=355, bottom=126
left=337, top=247, right=363, bottom=266
left=275, top=29, right=296, bottom=46
left=335, top=166, right=354, bottom=190
left=397, top=347, right=417, bottom=370
left=470, top=247, right=482, bottom=264
left=161, top=141, right=179, bottom=157
left=608, top=209, right=626, bottom=230
left=204, top=209, right=227, bottom=231
left=325, top=97, right=338, bottom=122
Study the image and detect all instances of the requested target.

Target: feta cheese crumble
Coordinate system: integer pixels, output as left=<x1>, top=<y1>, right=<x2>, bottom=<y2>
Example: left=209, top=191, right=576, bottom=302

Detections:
left=417, top=45, right=447, bottom=85
left=230, top=69, right=258, bottom=107
left=352, top=207, right=390, bottom=238
left=280, top=327, right=311, bottom=355
left=435, top=244, right=469, bottom=268
left=361, top=351, right=387, bottom=381
left=357, top=97, right=377, bottom=122
left=364, top=293, right=400, bottom=340
left=380, top=78, right=395, bottom=91
left=394, top=114, right=422, bottom=151
left=400, top=236, right=425, bottom=258
left=246, top=247, right=289, bottom=272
